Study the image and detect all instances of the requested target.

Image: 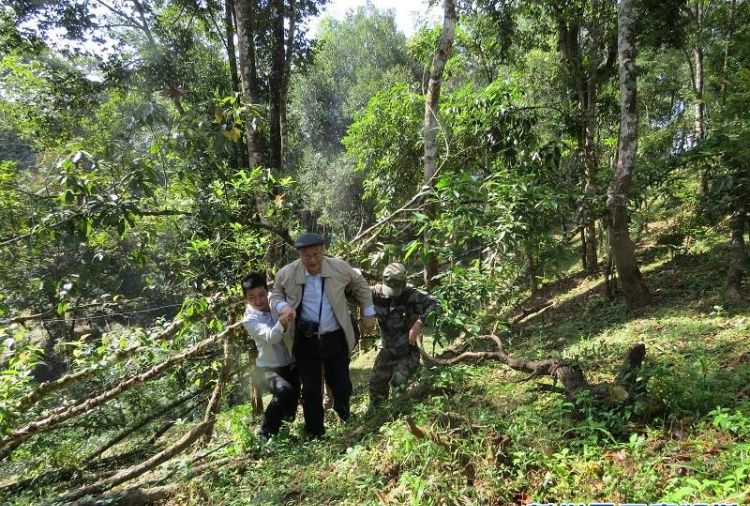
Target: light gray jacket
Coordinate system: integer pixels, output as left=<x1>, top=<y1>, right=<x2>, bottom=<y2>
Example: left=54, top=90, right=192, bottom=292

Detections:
left=270, top=256, right=373, bottom=351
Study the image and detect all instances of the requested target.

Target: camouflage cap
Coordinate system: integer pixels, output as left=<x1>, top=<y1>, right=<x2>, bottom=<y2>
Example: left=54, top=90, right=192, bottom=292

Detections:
left=382, top=262, right=407, bottom=297
left=294, top=232, right=325, bottom=249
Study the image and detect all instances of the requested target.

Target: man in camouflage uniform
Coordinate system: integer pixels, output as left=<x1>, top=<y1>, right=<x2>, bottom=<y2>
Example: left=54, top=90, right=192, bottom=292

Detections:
left=369, top=262, right=439, bottom=406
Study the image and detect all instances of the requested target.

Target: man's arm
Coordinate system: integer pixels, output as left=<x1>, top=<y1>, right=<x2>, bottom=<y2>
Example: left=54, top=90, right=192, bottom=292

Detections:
left=243, top=314, right=285, bottom=345
left=415, top=289, right=440, bottom=324
left=408, top=289, right=440, bottom=345
left=269, top=267, right=295, bottom=320
left=346, top=263, right=375, bottom=332
left=350, top=271, right=374, bottom=312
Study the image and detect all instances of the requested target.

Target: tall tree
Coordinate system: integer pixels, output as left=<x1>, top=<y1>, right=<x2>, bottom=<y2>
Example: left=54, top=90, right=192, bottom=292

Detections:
left=550, top=0, right=617, bottom=275
left=607, top=0, right=652, bottom=307
left=423, top=0, right=458, bottom=288
left=234, top=0, right=267, bottom=169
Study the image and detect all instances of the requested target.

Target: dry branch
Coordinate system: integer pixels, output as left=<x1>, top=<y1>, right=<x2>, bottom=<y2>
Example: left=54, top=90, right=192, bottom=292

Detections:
left=201, top=329, right=234, bottom=444
left=69, top=455, right=253, bottom=506
left=69, top=484, right=176, bottom=506
left=0, top=321, right=243, bottom=463
left=509, top=302, right=553, bottom=325
left=418, top=334, right=646, bottom=401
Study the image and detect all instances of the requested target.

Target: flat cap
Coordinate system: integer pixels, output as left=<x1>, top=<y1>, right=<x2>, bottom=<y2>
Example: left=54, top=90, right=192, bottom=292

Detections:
left=294, top=232, right=325, bottom=249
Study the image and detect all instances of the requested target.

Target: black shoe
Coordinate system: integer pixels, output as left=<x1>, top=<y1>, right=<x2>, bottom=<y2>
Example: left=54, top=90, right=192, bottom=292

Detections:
left=302, top=428, right=325, bottom=441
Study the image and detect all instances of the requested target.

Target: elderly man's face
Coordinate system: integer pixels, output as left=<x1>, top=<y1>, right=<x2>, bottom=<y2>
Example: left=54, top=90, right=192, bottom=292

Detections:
left=299, top=245, right=324, bottom=275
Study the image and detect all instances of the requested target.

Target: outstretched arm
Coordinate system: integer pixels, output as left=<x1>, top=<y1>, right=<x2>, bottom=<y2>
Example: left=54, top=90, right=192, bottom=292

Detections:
left=348, top=265, right=375, bottom=333
left=269, top=270, right=296, bottom=321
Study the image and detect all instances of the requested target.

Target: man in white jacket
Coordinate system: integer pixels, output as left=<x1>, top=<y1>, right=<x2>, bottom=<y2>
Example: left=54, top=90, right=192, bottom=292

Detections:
left=242, top=272, right=300, bottom=438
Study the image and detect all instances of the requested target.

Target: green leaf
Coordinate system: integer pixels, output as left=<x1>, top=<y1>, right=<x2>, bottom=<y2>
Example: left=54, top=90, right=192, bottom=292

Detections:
left=403, top=240, right=421, bottom=260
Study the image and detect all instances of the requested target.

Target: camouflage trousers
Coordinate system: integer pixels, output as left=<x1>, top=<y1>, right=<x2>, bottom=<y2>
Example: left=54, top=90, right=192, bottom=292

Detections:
left=369, top=347, right=420, bottom=405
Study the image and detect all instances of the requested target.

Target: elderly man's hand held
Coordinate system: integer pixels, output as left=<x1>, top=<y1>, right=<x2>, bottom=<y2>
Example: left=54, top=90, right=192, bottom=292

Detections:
left=362, top=316, right=375, bottom=334
left=278, top=306, right=295, bottom=329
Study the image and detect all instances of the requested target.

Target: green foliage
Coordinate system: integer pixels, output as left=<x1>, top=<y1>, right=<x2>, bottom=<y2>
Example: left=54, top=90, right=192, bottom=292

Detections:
left=344, top=82, right=424, bottom=217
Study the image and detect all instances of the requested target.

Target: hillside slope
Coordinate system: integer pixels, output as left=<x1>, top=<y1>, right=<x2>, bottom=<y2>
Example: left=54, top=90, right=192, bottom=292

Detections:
left=166, top=228, right=750, bottom=506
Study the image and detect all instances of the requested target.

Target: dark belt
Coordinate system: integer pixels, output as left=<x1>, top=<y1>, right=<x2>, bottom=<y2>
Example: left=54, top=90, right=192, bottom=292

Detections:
left=318, top=328, right=344, bottom=340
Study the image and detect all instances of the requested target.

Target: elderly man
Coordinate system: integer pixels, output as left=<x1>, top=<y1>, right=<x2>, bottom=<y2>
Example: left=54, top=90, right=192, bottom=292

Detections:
left=241, top=272, right=299, bottom=438
left=369, top=262, right=439, bottom=407
left=270, top=233, right=375, bottom=437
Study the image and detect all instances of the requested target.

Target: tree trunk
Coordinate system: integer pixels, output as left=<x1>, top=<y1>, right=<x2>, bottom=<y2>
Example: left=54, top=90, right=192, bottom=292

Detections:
left=280, top=0, right=296, bottom=172
left=234, top=0, right=265, bottom=169
left=582, top=82, right=600, bottom=274
left=525, top=242, right=538, bottom=294
left=721, top=0, right=737, bottom=106
left=726, top=208, right=747, bottom=301
left=248, top=348, right=265, bottom=414
left=694, top=44, right=705, bottom=142
left=608, top=0, right=651, bottom=308
left=555, top=10, right=602, bottom=275
left=422, top=0, right=457, bottom=289
left=689, top=0, right=706, bottom=144
left=269, top=0, right=285, bottom=171
left=225, top=0, right=248, bottom=168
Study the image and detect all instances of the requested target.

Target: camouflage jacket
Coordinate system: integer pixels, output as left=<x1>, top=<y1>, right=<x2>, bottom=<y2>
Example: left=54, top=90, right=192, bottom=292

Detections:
left=371, top=284, right=439, bottom=353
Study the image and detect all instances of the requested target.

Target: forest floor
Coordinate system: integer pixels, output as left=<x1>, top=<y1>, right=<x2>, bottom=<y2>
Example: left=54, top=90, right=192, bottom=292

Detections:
left=164, top=223, right=750, bottom=506
left=3, top=222, right=750, bottom=506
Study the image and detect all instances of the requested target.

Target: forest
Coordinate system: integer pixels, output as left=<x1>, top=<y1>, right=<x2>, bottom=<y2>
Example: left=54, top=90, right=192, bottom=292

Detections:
left=0, top=0, right=749, bottom=504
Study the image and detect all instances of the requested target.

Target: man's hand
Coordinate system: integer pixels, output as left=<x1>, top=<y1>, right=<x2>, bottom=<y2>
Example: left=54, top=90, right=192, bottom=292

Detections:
left=408, top=320, right=424, bottom=345
left=361, top=315, right=375, bottom=334
left=278, top=306, right=295, bottom=330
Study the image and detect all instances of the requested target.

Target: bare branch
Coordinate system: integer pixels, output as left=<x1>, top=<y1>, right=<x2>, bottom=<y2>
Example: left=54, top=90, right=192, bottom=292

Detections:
left=84, top=389, right=205, bottom=464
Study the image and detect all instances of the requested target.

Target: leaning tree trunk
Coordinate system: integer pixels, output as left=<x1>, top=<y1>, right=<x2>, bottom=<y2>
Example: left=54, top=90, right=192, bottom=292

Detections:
left=234, top=0, right=265, bottom=169
left=422, top=0, right=457, bottom=289
left=607, top=0, right=652, bottom=308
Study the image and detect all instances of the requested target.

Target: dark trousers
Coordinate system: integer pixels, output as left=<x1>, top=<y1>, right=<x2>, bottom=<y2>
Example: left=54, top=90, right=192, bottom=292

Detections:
left=260, top=364, right=301, bottom=436
left=296, top=329, right=352, bottom=436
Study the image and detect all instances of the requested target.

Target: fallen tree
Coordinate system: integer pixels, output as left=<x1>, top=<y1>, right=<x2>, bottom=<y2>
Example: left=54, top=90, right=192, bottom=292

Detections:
left=13, top=295, right=234, bottom=414
left=0, top=320, right=244, bottom=463
left=418, top=333, right=652, bottom=409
